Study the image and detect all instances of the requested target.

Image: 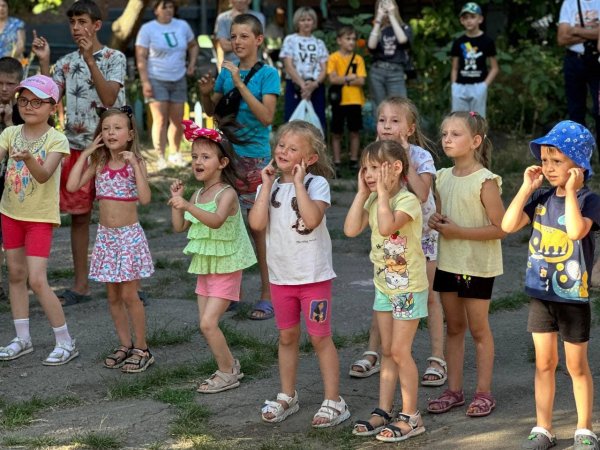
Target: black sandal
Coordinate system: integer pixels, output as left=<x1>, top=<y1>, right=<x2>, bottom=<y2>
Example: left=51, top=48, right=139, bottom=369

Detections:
left=121, top=348, right=155, bottom=373
left=103, top=345, right=131, bottom=369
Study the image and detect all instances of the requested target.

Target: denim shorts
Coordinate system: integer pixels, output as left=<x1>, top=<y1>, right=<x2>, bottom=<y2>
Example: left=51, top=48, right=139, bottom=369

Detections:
left=148, top=76, right=188, bottom=103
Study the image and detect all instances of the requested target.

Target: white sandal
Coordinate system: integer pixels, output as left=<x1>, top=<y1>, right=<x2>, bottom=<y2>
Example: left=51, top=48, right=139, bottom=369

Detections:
left=312, top=396, right=351, bottom=428
left=0, top=337, right=33, bottom=361
left=261, top=391, right=300, bottom=423
left=42, top=340, right=79, bottom=366
left=421, top=356, right=447, bottom=387
left=197, top=369, right=240, bottom=394
left=349, top=351, right=380, bottom=378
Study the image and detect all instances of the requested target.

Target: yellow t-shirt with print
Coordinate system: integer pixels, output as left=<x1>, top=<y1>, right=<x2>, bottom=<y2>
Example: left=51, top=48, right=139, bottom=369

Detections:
left=326, top=51, right=367, bottom=106
left=365, top=188, right=428, bottom=296
left=0, top=125, right=70, bottom=225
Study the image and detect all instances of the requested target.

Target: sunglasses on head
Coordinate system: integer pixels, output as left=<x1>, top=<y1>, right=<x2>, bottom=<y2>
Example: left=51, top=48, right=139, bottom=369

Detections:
left=95, top=105, right=133, bottom=118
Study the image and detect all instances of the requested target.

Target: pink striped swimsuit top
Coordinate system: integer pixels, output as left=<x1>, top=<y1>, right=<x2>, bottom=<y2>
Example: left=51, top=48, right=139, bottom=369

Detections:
left=95, top=163, right=138, bottom=202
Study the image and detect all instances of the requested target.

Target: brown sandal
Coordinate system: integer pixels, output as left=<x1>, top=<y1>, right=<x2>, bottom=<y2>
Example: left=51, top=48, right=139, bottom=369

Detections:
left=103, top=345, right=131, bottom=369
left=121, top=348, right=155, bottom=373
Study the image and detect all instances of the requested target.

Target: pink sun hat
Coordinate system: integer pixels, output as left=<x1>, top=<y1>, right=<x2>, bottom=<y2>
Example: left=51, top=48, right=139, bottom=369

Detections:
left=16, top=75, right=60, bottom=103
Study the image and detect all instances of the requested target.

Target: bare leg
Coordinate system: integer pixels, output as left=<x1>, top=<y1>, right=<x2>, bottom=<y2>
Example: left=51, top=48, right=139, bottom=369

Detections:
left=423, top=260, right=445, bottom=382
left=106, top=283, right=133, bottom=347
left=149, top=101, right=169, bottom=159
left=311, top=334, right=342, bottom=426
left=531, top=332, right=558, bottom=432
left=69, top=212, right=91, bottom=296
left=464, top=298, right=494, bottom=395
left=27, top=256, right=66, bottom=328
left=198, top=295, right=235, bottom=373
left=351, top=313, right=380, bottom=374
left=248, top=226, right=271, bottom=318
left=349, top=131, right=361, bottom=162
left=441, top=292, right=466, bottom=393
left=6, top=248, right=30, bottom=320
left=332, top=133, right=342, bottom=164
left=564, top=340, right=593, bottom=430
left=167, top=102, right=185, bottom=156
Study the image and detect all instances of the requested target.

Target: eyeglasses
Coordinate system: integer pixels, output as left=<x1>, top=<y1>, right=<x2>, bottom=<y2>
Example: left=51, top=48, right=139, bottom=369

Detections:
left=17, top=97, right=53, bottom=109
left=95, top=105, right=133, bottom=118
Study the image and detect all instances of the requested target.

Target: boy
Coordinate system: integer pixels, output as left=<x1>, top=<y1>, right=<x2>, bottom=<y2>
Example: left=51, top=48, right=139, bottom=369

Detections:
left=199, top=14, right=280, bottom=320
left=32, top=0, right=126, bottom=306
left=326, top=25, right=366, bottom=176
left=501, top=121, right=600, bottom=450
left=450, top=2, right=498, bottom=118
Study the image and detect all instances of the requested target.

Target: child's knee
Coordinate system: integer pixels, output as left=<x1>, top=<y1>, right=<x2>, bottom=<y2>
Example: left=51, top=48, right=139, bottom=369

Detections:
left=199, top=317, right=218, bottom=336
left=446, top=321, right=467, bottom=337
left=27, top=274, right=49, bottom=294
left=309, top=334, right=334, bottom=352
left=536, top=354, right=558, bottom=373
left=566, top=355, right=590, bottom=378
left=279, top=327, right=300, bottom=347
left=8, top=265, right=27, bottom=284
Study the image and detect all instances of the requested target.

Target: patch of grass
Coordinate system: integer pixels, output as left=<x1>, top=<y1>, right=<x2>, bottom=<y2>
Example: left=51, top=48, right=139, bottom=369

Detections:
left=0, top=395, right=82, bottom=429
left=170, top=403, right=212, bottom=437
left=48, top=267, right=75, bottom=279
left=153, top=387, right=195, bottom=408
left=0, top=435, right=62, bottom=448
left=73, top=431, right=122, bottom=449
left=231, top=302, right=253, bottom=321
left=154, top=258, right=186, bottom=270
left=147, top=323, right=197, bottom=347
left=489, top=292, right=530, bottom=313
left=300, top=330, right=369, bottom=353
left=306, top=426, right=355, bottom=448
left=0, top=302, right=11, bottom=314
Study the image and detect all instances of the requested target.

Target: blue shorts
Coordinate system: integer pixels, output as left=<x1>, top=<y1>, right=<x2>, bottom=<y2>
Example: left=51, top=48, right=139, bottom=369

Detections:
left=148, top=76, right=188, bottom=103
left=373, top=287, right=428, bottom=320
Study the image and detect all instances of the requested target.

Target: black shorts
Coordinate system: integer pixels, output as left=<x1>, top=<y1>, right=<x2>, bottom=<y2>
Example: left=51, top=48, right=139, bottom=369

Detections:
left=433, top=268, right=495, bottom=300
left=527, top=297, right=590, bottom=343
left=330, top=104, right=363, bottom=134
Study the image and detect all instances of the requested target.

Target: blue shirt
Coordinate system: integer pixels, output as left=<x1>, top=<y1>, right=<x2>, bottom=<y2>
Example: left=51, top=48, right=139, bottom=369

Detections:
left=523, top=187, right=600, bottom=304
left=215, top=64, right=280, bottom=158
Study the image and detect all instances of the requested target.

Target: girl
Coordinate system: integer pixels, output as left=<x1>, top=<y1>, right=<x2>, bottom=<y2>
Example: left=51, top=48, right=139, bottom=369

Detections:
left=169, top=120, right=256, bottom=393
left=345, top=140, right=428, bottom=442
left=367, top=0, right=413, bottom=115
left=427, top=111, right=505, bottom=417
left=350, top=97, right=447, bottom=388
left=249, top=120, right=350, bottom=427
left=0, top=75, right=77, bottom=365
left=279, top=7, right=329, bottom=131
left=66, top=105, right=155, bottom=373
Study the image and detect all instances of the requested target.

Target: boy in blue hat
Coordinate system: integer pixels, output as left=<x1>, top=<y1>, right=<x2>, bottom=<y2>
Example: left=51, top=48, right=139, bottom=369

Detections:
left=502, top=120, right=600, bottom=450
left=450, top=2, right=498, bottom=117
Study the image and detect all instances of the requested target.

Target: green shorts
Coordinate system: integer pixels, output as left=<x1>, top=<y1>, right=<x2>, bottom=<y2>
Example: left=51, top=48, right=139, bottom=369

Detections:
left=373, top=288, right=428, bottom=320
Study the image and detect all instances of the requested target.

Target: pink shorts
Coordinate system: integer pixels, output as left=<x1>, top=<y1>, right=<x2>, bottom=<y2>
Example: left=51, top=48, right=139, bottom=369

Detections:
left=195, top=270, right=242, bottom=301
left=60, top=150, right=95, bottom=215
left=270, top=280, right=332, bottom=337
left=1, top=214, right=53, bottom=257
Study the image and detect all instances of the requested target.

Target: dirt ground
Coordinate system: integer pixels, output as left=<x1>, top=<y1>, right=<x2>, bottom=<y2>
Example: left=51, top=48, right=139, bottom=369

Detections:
left=0, top=172, right=599, bottom=449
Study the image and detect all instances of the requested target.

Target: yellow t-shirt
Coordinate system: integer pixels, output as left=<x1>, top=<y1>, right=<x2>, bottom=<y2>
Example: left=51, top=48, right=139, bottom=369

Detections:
left=0, top=125, right=70, bottom=224
left=326, top=51, right=367, bottom=106
left=365, top=188, right=428, bottom=295
left=436, top=167, right=503, bottom=277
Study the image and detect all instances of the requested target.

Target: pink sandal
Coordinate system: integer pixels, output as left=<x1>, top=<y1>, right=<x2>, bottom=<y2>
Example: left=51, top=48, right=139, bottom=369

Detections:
left=427, top=389, right=465, bottom=414
left=466, top=392, right=496, bottom=417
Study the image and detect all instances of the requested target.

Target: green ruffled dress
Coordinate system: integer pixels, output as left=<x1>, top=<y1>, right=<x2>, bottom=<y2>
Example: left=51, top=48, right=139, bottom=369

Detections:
left=183, top=190, right=257, bottom=274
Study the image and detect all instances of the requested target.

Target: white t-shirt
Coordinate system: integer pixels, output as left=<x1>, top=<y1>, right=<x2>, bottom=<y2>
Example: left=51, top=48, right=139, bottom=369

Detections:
left=409, top=144, right=437, bottom=236
left=259, top=174, right=336, bottom=285
left=279, top=34, right=329, bottom=81
left=135, top=18, right=195, bottom=80
left=559, top=0, right=600, bottom=54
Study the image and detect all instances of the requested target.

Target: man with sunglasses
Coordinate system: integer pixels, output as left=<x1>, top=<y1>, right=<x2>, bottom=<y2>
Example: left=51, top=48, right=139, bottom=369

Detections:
left=32, top=0, right=126, bottom=306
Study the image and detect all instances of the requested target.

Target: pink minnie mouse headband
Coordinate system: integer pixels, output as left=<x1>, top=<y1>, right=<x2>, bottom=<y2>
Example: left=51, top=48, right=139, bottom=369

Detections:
left=182, top=120, right=223, bottom=143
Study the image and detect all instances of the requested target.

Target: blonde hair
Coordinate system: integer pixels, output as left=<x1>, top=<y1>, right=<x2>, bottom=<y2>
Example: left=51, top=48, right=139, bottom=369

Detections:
left=274, top=121, right=335, bottom=179
left=377, top=96, right=435, bottom=154
left=360, top=140, right=409, bottom=179
left=292, top=7, right=317, bottom=32
left=91, top=109, right=144, bottom=169
left=441, top=111, right=492, bottom=169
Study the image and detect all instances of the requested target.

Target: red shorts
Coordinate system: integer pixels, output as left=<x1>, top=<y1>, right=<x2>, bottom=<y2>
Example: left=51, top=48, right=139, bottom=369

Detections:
left=60, top=150, right=95, bottom=215
left=270, top=280, right=333, bottom=337
left=195, top=271, right=242, bottom=301
left=1, top=214, right=54, bottom=257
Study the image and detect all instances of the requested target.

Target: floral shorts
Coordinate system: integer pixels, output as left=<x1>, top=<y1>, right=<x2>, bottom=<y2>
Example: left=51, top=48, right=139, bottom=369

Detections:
left=89, top=222, right=154, bottom=283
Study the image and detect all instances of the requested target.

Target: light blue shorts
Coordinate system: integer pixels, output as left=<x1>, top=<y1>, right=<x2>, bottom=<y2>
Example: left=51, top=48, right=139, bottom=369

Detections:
left=148, top=76, right=188, bottom=103
left=373, top=287, right=428, bottom=320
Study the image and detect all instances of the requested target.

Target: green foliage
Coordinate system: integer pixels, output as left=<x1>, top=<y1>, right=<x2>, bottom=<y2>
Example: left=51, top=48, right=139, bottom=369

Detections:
left=9, top=0, right=61, bottom=14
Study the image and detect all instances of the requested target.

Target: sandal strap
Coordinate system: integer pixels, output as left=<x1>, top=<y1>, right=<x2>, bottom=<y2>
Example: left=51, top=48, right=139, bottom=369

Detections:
left=262, top=399, right=285, bottom=415
left=275, top=390, right=297, bottom=405
left=314, top=397, right=347, bottom=420
left=423, top=366, right=445, bottom=378
left=426, top=356, right=447, bottom=370
left=470, top=392, right=495, bottom=408
left=201, top=370, right=237, bottom=388
left=362, top=350, right=379, bottom=360
left=0, top=337, right=31, bottom=355
left=123, top=348, right=152, bottom=365
left=397, top=411, right=422, bottom=429
left=372, top=407, right=392, bottom=422
left=430, top=389, right=464, bottom=406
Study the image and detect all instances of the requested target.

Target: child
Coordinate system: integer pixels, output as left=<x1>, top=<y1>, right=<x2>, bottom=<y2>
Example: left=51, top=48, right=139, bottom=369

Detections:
left=501, top=121, right=600, bottom=449
left=0, top=75, right=78, bottom=365
left=350, top=97, right=446, bottom=387
left=199, top=13, right=280, bottom=321
left=66, top=106, right=154, bottom=373
left=248, top=120, right=350, bottom=427
left=450, top=2, right=499, bottom=118
left=169, top=120, right=256, bottom=393
left=345, top=140, right=428, bottom=442
left=427, top=111, right=505, bottom=417
left=214, top=0, right=265, bottom=65
left=326, top=25, right=366, bottom=175
left=32, top=0, right=127, bottom=306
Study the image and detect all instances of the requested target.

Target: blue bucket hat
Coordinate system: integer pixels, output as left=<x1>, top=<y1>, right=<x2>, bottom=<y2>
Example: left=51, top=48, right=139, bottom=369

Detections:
left=529, top=120, right=596, bottom=180
left=460, top=2, right=482, bottom=16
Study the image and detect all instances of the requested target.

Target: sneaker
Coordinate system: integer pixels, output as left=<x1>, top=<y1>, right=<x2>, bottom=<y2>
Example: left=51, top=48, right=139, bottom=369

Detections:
left=43, top=340, right=79, bottom=366
left=522, top=427, right=556, bottom=449
left=156, top=156, right=168, bottom=171
left=574, top=429, right=600, bottom=450
left=0, top=337, right=33, bottom=361
left=168, top=152, right=186, bottom=167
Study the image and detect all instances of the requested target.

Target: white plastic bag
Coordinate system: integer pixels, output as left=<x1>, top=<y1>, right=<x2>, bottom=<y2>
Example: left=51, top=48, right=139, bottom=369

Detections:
left=289, top=99, right=323, bottom=136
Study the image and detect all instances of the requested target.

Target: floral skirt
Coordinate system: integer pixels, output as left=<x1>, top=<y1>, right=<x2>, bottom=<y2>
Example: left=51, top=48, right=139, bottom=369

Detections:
left=89, top=222, right=154, bottom=283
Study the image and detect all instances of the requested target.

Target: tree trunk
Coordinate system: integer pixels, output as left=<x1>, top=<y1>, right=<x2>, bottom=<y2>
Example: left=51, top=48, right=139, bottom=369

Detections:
left=110, top=0, right=152, bottom=52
